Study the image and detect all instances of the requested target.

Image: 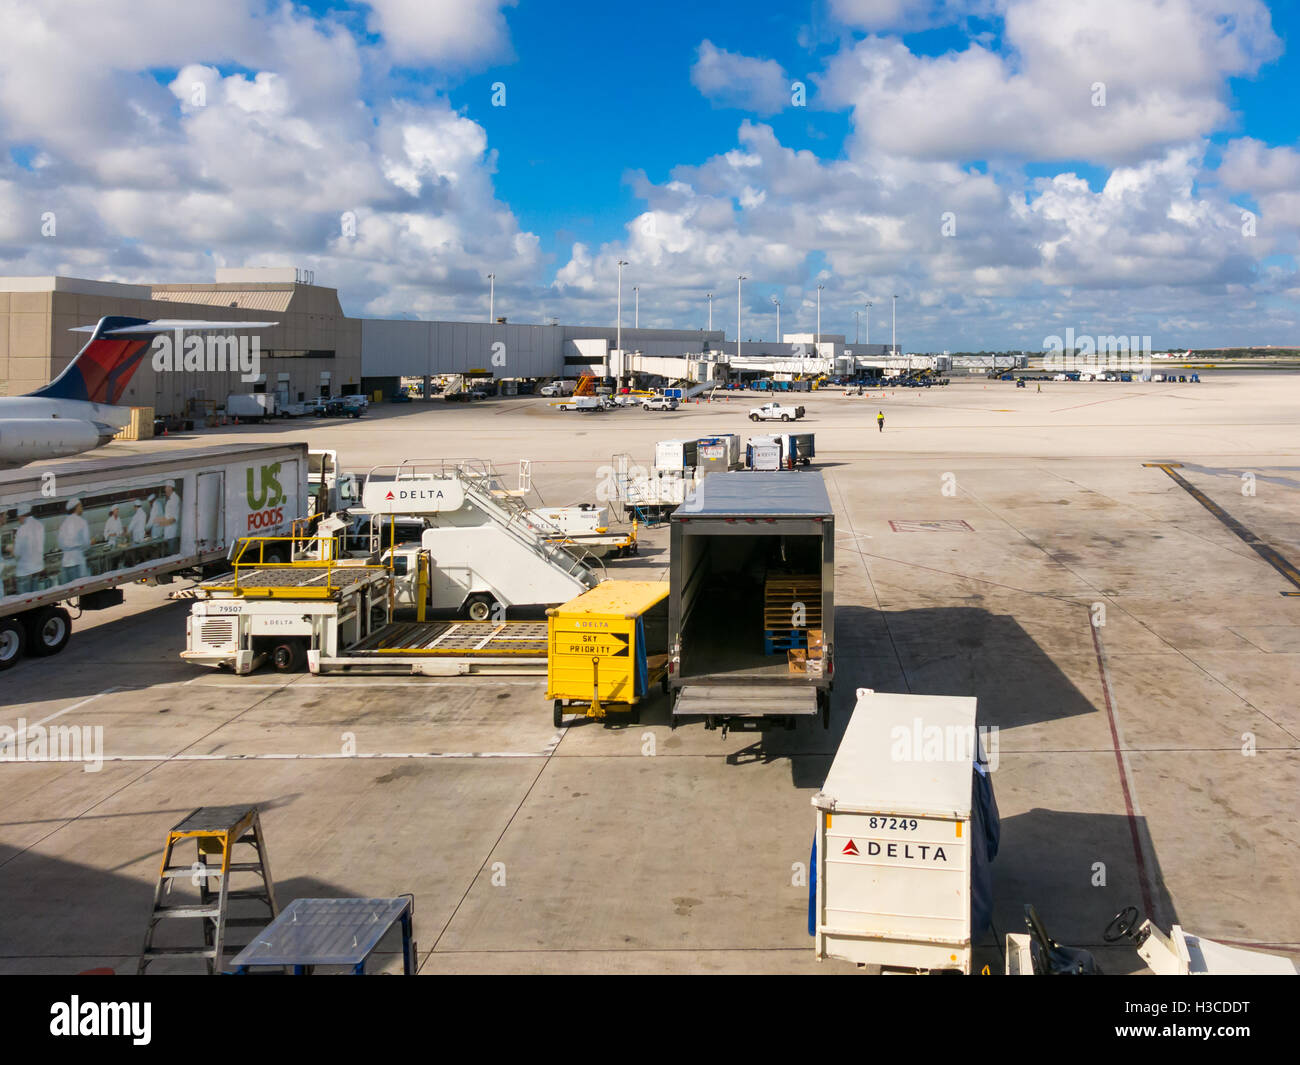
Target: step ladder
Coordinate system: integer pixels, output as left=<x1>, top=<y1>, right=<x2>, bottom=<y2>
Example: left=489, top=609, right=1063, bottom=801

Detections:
left=137, top=805, right=279, bottom=975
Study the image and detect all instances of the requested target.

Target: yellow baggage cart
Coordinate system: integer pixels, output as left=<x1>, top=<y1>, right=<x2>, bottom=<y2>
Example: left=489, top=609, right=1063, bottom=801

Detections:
left=547, top=581, right=670, bottom=727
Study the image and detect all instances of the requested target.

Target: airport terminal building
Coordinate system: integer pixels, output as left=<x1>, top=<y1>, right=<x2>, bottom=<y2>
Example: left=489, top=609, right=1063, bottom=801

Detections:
left=0, top=269, right=728, bottom=416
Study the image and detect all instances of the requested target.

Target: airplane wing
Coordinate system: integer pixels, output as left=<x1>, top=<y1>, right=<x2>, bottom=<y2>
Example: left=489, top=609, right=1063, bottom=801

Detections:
left=70, top=320, right=278, bottom=334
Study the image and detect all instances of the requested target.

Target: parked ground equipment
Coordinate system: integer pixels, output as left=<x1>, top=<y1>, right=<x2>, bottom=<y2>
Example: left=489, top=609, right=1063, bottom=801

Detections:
left=667, top=471, right=834, bottom=731
left=1005, top=903, right=1299, bottom=975
left=138, top=804, right=279, bottom=975
left=810, top=688, right=999, bottom=974
left=0, top=443, right=308, bottom=669
left=745, top=433, right=814, bottom=471
left=749, top=401, right=805, bottom=422
left=181, top=536, right=553, bottom=676
left=696, top=434, right=742, bottom=473
left=363, top=461, right=600, bottom=619
left=230, top=897, right=416, bottom=976
left=547, top=580, right=670, bottom=727
left=225, top=392, right=279, bottom=422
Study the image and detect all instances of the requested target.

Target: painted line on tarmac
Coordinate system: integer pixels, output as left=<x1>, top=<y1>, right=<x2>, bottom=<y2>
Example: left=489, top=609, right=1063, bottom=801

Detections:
left=0, top=688, right=122, bottom=754
left=37, top=751, right=556, bottom=763
left=1145, top=462, right=1300, bottom=594
left=181, top=680, right=545, bottom=690
left=33, top=731, right=567, bottom=764
left=1089, top=619, right=1157, bottom=922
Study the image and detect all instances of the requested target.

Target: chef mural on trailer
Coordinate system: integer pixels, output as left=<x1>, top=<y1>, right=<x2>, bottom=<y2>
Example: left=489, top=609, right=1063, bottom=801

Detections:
left=1, top=459, right=300, bottom=606
left=1, top=479, right=185, bottom=600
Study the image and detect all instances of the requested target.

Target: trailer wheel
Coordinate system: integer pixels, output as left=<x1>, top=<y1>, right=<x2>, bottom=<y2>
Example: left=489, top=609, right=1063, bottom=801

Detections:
left=0, top=616, right=26, bottom=670
left=270, top=639, right=306, bottom=673
left=26, top=607, right=71, bottom=657
left=629, top=705, right=641, bottom=725
left=464, top=594, right=497, bottom=622
left=553, top=700, right=565, bottom=729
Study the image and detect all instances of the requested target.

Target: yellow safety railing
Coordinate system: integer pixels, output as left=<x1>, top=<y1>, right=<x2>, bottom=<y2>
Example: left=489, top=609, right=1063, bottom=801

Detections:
left=217, top=536, right=387, bottom=598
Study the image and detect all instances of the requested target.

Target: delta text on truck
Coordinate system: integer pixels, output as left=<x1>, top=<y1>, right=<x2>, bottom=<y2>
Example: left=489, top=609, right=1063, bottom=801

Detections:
left=0, top=442, right=309, bottom=669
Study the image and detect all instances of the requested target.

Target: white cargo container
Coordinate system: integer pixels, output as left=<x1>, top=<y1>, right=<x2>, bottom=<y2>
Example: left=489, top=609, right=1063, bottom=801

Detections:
left=525, top=504, right=609, bottom=536
left=654, top=438, right=699, bottom=472
left=696, top=434, right=741, bottom=472
left=745, top=435, right=783, bottom=471
left=811, top=688, right=994, bottom=974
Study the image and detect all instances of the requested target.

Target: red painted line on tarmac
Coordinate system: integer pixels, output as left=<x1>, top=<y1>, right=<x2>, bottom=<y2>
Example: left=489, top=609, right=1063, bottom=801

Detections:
left=1090, top=618, right=1155, bottom=919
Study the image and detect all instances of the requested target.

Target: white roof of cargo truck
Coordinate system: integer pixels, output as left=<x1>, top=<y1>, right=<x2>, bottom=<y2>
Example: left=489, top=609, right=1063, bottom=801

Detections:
left=676, top=470, right=831, bottom=518
left=813, top=688, right=978, bottom=819
left=0, top=443, right=308, bottom=489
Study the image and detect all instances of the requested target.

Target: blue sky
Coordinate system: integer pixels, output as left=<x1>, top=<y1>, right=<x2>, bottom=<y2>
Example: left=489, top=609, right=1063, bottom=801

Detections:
left=2, top=0, right=1297, bottom=349
left=447, top=1, right=854, bottom=265
left=461, top=2, right=1296, bottom=271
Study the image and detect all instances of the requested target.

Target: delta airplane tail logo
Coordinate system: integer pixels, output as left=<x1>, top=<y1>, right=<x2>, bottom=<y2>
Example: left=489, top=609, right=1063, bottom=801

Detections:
left=31, top=316, right=152, bottom=405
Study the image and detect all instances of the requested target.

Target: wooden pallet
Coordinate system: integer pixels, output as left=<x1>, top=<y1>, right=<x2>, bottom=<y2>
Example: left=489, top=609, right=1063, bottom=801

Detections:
left=763, top=574, right=822, bottom=631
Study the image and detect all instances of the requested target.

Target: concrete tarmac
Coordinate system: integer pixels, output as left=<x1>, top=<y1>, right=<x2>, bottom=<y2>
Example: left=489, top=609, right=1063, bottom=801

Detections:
left=1, top=372, right=1296, bottom=974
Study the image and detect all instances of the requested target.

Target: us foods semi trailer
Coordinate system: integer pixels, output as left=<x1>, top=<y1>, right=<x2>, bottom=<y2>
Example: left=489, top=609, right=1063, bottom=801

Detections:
left=666, top=470, right=834, bottom=731
left=0, top=442, right=308, bottom=669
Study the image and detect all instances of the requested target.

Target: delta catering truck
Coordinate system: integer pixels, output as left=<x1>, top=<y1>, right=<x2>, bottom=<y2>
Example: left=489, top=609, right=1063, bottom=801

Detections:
left=667, top=470, right=834, bottom=731
left=0, top=443, right=308, bottom=669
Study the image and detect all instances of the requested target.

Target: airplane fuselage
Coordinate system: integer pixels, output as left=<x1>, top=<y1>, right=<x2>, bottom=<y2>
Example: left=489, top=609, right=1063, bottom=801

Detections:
left=0, top=395, right=129, bottom=433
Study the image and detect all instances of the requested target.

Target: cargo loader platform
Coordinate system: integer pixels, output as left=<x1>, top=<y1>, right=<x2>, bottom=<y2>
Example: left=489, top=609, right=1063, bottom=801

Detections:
left=311, top=620, right=549, bottom=676
left=196, top=563, right=388, bottom=600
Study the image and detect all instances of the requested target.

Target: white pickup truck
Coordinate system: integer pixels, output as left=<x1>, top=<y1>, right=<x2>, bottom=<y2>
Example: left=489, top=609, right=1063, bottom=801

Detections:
left=557, top=396, right=610, bottom=412
left=749, top=402, right=806, bottom=422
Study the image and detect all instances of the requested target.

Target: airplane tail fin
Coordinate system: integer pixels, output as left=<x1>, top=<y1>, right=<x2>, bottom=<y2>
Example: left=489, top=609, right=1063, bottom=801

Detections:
left=31, top=316, right=154, bottom=405
left=30, top=317, right=279, bottom=406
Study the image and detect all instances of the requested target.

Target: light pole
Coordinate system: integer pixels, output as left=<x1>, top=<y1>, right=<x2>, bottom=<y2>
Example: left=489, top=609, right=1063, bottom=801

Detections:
left=893, top=294, right=902, bottom=368
left=771, top=294, right=780, bottom=344
left=865, top=301, right=872, bottom=346
left=615, top=260, right=628, bottom=381
left=488, top=273, right=495, bottom=322
left=707, top=292, right=713, bottom=332
left=816, top=284, right=825, bottom=355
left=736, top=276, right=746, bottom=360
left=634, top=286, right=639, bottom=329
